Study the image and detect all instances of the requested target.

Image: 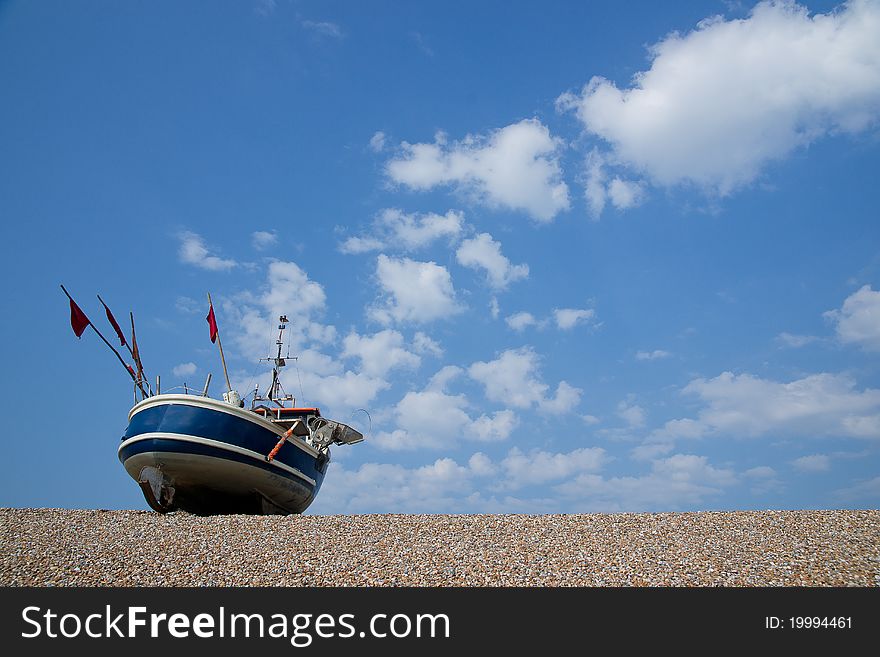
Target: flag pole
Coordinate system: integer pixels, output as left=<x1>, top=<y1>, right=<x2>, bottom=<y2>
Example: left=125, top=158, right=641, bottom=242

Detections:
left=207, top=292, right=232, bottom=393
left=129, top=312, right=150, bottom=399
left=61, top=285, right=148, bottom=398
left=98, top=293, right=150, bottom=397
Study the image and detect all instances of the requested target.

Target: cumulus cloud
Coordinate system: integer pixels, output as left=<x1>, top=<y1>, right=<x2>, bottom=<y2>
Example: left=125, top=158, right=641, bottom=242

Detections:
left=369, top=131, right=386, bottom=152
left=302, top=20, right=343, bottom=39
left=342, top=329, right=420, bottom=377
left=791, top=453, right=831, bottom=472
left=370, top=255, right=463, bottom=325
left=468, top=347, right=582, bottom=414
left=497, top=446, right=607, bottom=490
left=251, top=230, right=277, bottom=251
left=297, top=369, right=388, bottom=411
left=617, top=400, right=646, bottom=428
left=371, top=374, right=519, bottom=451
left=178, top=231, right=237, bottom=271
left=776, top=332, right=819, bottom=348
left=312, top=447, right=740, bottom=513
left=217, top=260, right=391, bottom=416
left=556, top=453, right=737, bottom=512
left=505, top=307, right=596, bottom=332
left=833, top=475, right=880, bottom=503
left=456, top=233, right=529, bottom=290
left=339, top=209, right=464, bottom=254
left=311, top=458, right=479, bottom=514
left=412, top=331, right=443, bottom=357
left=825, top=285, right=880, bottom=352
left=648, top=371, right=880, bottom=446
left=386, top=119, right=570, bottom=222
left=553, top=308, right=596, bottom=330
left=581, top=149, right=649, bottom=218
left=172, top=362, right=197, bottom=378
left=506, top=312, right=539, bottom=332
left=635, top=349, right=671, bottom=361
left=559, top=0, right=880, bottom=202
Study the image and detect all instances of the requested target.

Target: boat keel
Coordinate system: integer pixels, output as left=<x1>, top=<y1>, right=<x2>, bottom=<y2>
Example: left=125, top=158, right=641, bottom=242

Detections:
left=137, top=466, right=176, bottom=513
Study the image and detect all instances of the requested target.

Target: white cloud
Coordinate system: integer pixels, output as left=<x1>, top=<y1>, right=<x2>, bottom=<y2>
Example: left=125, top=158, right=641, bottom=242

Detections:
left=456, top=233, right=529, bottom=290
left=489, top=297, right=500, bottom=320
left=386, top=119, right=570, bottom=222
left=505, top=312, right=538, bottom=332
left=412, top=331, right=443, bottom=357
left=776, top=332, right=818, bottom=348
left=262, top=261, right=327, bottom=322
left=505, top=308, right=597, bottom=332
left=342, top=329, right=420, bottom=377
left=371, top=378, right=518, bottom=451
left=580, top=150, right=646, bottom=217
left=825, top=285, right=880, bottom=352
left=555, top=453, right=737, bottom=512
left=559, top=0, right=880, bottom=198
left=472, top=410, right=519, bottom=442
left=178, top=231, right=237, bottom=271
left=337, top=236, right=385, bottom=255
left=172, top=362, right=197, bottom=378
left=744, top=466, right=777, bottom=479
left=650, top=371, right=880, bottom=444
left=630, top=442, right=674, bottom=461
left=255, top=0, right=276, bottom=17
left=175, top=296, right=201, bottom=314
left=539, top=381, right=583, bottom=415
left=370, top=255, right=463, bottom=325
left=468, top=347, right=582, bottom=414
left=312, top=448, right=739, bottom=514
left=369, top=131, right=386, bottom=152
left=583, top=148, right=608, bottom=218
left=791, top=454, right=831, bottom=472
left=311, top=457, right=478, bottom=514
left=298, top=369, right=388, bottom=412
left=636, top=349, right=671, bottom=361
left=833, top=475, right=880, bottom=503
left=302, top=20, right=343, bottom=39
left=426, top=364, right=462, bottom=391
left=251, top=230, right=277, bottom=251
left=553, top=307, right=595, bottom=330
left=617, top=400, right=646, bottom=428
left=340, top=208, right=464, bottom=255
left=498, top=446, right=607, bottom=490
left=607, top=177, right=646, bottom=210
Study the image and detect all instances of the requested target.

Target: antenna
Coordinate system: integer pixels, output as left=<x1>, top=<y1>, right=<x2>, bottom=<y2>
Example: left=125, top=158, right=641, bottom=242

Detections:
left=261, top=315, right=295, bottom=406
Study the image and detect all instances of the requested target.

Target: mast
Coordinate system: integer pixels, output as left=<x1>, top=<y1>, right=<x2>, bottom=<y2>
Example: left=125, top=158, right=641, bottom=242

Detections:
left=207, top=292, right=232, bottom=393
left=265, top=315, right=292, bottom=406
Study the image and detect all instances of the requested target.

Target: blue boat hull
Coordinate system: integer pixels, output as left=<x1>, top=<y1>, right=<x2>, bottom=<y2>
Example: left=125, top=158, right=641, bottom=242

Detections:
left=118, top=395, right=329, bottom=515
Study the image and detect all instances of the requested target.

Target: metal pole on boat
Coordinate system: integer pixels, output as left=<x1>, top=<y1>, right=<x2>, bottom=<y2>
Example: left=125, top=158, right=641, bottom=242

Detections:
left=61, top=284, right=149, bottom=399
left=202, top=373, right=212, bottom=397
left=156, top=375, right=161, bottom=395
left=207, top=292, right=233, bottom=393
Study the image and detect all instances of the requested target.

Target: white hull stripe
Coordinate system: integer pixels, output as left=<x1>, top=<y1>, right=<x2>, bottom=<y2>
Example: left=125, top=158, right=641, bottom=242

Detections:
left=119, top=432, right=317, bottom=486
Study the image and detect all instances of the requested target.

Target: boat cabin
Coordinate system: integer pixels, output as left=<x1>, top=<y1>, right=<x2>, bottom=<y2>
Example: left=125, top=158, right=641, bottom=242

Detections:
left=250, top=404, right=320, bottom=436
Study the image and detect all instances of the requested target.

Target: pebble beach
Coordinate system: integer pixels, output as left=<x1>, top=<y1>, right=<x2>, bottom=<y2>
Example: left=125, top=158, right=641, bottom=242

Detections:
left=1, top=508, right=877, bottom=586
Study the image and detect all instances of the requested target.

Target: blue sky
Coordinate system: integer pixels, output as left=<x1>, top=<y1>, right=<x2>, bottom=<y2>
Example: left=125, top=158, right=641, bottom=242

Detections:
left=1, top=0, right=879, bottom=513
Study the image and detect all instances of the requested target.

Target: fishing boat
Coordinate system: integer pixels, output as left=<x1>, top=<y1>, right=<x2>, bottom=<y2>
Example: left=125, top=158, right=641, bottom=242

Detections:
left=118, top=313, right=364, bottom=515
left=61, top=285, right=363, bottom=515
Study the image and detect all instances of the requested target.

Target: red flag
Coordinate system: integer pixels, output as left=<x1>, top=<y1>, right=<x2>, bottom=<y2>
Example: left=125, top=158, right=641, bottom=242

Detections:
left=69, top=298, right=90, bottom=338
left=130, top=314, right=143, bottom=382
left=98, top=295, right=127, bottom=347
left=206, top=304, right=218, bottom=343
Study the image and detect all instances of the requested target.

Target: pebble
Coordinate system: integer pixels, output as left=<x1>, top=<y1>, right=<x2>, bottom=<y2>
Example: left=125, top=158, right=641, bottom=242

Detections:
left=1, top=508, right=877, bottom=586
